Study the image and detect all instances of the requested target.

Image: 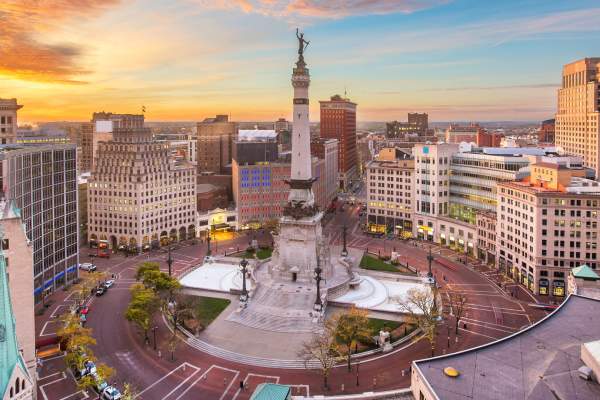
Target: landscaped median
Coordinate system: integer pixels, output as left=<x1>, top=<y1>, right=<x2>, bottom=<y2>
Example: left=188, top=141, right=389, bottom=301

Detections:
left=359, top=254, right=415, bottom=275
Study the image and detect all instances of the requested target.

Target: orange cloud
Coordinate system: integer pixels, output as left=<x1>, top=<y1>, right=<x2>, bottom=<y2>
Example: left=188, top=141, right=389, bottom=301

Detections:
left=195, top=0, right=447, bottom=18
left=0, top=0, right=121, bottom=83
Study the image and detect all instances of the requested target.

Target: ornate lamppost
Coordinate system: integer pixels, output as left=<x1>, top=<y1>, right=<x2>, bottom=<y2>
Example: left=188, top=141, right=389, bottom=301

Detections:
left=167, top=245, right=173, bottom=276
left=341, top=224, right=348, bottom=257
left=206, top=233, right=212, bottom=257
left=239, top=258, right=249, bottom=303
left=427, top=247, right=434, bottom=278
left=314, top=258, right=323, bottom=312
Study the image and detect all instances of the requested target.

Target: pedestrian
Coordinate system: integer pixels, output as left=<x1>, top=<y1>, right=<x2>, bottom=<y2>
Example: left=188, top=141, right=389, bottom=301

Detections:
left=240, top=380, right=244, bottom=390
left=223, top=377, right=228, bottom=386
left=373, top=377, right=377, bottom=389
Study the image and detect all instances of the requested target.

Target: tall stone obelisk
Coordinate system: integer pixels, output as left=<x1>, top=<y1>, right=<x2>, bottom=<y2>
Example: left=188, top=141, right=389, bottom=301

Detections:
left=269, top=30, right=332, bottom=284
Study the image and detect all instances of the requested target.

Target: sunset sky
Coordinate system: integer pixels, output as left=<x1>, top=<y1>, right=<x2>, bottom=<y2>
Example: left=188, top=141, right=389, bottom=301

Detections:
left=2, top=0, right=600, bottom=123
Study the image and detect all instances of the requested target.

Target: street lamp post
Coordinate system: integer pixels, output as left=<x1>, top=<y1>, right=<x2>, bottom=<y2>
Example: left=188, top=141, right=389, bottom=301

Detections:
left=206, top=233, right=212, bottom=257
left=427, top=247, right=434, bottom=278
left=167, top=245, right=173, bottom=276
left=464, top=247, right=468, bottom=265
left=152, top=326, right=158, bottom=351
left=314, top=258, right=323, bottom=312
left=341, top=224, right=348, bottom=257
left=239, top=258, right=249, bottom=303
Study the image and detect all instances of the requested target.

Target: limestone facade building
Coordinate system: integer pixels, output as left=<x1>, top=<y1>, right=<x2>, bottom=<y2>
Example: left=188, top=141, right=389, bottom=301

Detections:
left=366, top=148, right=414, bottom=237
left=0, top=98, right=22, bottom=145
left=496, top=159, right=600, bottom=297
left=555, top=58, right=600, bottom=177
left=87, top=116, right=196, bottom=251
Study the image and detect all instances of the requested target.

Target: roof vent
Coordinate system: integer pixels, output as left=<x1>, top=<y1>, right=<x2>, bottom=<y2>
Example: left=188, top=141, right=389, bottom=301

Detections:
left=578, top=365, right=593, bottom=380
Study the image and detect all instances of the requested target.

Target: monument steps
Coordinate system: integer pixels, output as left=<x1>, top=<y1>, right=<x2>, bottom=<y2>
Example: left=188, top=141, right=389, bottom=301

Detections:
left=227, top=308, right=319, bottom=333
left=183, top=333, right=320, bottom=369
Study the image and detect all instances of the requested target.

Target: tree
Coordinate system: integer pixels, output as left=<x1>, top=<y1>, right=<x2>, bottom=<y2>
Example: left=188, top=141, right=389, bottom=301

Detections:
left=77, top=363, right=114, bottom=392
left=332, top=307, right=371, bottom=372
left=298, top=322, right=339, bottom=390
left=396, top=287, right=441, bottom=357
left=448, top=291, right=468, bottom=335
left=263, top=218, right=280, bottom=235
left=121, top=383, right=138, bottom=400
left=58, top=313, right=97, bottom=371
left=167, top=333, right=179, bottom=361
left=135, top=262, right=160, bottom=281
left=125, top=283, right=160, bottom=343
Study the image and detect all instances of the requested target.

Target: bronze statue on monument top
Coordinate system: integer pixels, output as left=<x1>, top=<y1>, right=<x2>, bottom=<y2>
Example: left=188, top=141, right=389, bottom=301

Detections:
left=296, top=28, right=310, bottom=56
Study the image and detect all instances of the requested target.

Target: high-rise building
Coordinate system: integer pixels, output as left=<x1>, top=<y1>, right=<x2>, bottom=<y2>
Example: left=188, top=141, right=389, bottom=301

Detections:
left=496, top=159, right=600, bottom=296
left=1, top=202, right=36, bottom=386
left=407, top=112, right=428, bottom=129
left=310, top=138, right=339, bottom=208
left=87, top=115, right=196, bottom=251
left=320, top=95, right=358, bottom=190
left=366, top=148, right=414, bottom=237
left=539, top=118, right=555, bottom=144
left=0, top=145, right=79, bottom=303
left=80, top=112, right=145, bottom=173
left=233, top=130, right=279, bottom=165
left=555, top=58, right=600, bottom=176
left=197, top=115, right=237, bottom=175
left=0, top=98, right=22, bottom=144
left=0, top=242, right=34, bottom=400
left=386, top=113, right=429, bottom=139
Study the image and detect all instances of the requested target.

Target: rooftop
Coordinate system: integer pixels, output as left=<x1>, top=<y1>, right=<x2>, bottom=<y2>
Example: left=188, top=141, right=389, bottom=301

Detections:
left=238, top=129, right=278, bottom=141
left=572, top=265, right=599, bottom=280
left=413, top=295, right=600, bottom=400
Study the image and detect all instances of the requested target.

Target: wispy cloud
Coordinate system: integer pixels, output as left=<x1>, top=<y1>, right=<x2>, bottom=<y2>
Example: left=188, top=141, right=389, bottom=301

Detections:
left=192, top=0, right=448, bottom=19
left=0, top=0, right=121, bottom=83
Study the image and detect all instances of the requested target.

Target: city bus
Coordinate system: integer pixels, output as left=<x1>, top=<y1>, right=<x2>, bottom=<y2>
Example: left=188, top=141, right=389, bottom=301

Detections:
left=97, top=240, right=110, bottom=258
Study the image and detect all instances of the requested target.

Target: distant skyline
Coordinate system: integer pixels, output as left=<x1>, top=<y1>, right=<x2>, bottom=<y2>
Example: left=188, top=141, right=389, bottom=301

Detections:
left=2, top=0, right=600, bottom=123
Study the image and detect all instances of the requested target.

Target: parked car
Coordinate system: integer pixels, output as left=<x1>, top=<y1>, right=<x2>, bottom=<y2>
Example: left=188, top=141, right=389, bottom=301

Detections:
left=79, top=263, right=97, bottom=272
left=95, top=287, right=106, bottom=296
left=80, top=306, right=90, bottom=315
left=74, top=360, right=96, bottom=379
left=102, top=280, right=115, bottom=289
left=102, top=386, right=122, bottom=400
left=94, top=379, right=109, bottom=394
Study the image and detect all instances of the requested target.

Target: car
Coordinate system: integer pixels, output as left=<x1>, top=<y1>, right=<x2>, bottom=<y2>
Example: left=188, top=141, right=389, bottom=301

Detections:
left=94, top=379, right=109, bottom=394
left=74, top=360, right=96, bottom=379
left=80, top=306, right=90, bottom=315
left=102, top=280, right=114, bottom=289
left=102, top=386, right=122, bottom=400
left=79, top=263, right=97, bottom=272
left=95, top=287, right=106, bottom=296
left=117, top=244, right=126, bottom=251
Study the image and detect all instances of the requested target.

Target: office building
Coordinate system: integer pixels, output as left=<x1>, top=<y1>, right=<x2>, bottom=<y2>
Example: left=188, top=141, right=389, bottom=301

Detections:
left=87, top=115, right=196, bottom=251
left=445, top=123, right=482, bottom=144
left=366, top=148, right=414, bottom=237
left=310, top=138, right=339, bottom=208
left=555, top=58, right=600, bottom=176
left=539, top=118, right=555, bottom=144
left=197, top=115, right=237, bottom=175
left=320, top=95, right=358, bottom=190
left=1, top=200, right=36, bottom=387
left=80, top=112, right=145, bottom=173
left=0, top=144, right=78, bottom=303
left=497, top=159, right=600, bottom=296
left=234, top=130, right=279, bottom=165
left=232, top=152, right=330, bottom=228
left=386, top=113, right=429, bottom=139
left=0, top=98, right=22, bottom=145
left=476, top=130, right=503, bottom=147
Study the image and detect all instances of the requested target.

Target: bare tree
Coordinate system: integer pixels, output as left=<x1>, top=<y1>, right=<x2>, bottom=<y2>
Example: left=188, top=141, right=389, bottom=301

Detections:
left=447, top=291, right=468, bottom=335
left=298, top=323, right=339, bottom=390
left=396, top=287, right=441, bottom=357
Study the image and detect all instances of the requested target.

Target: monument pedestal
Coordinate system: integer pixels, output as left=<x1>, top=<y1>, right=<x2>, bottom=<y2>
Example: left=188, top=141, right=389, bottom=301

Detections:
left=269, top=211, right=332, bottom=284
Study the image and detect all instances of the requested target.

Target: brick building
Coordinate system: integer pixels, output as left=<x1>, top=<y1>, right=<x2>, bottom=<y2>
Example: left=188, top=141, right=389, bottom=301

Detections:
left=320, top=95, right=358, bottom=190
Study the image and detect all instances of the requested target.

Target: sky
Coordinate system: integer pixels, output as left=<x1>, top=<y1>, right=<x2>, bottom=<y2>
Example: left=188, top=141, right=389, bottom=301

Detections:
left=1, top=0, right=600, bottom=123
